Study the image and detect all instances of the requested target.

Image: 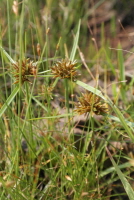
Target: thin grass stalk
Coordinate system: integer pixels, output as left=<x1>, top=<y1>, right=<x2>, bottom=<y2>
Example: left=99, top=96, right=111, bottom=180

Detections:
left=65, top=79, right=70, bottom=114
left=0, top=45, right=8, bottom=99
left=25, top=82, right=34, bottom=144
left=118, top=43, right=126, bottom=102
left=90, top=116, right=101, bottom=197
left=6, top=0, right=11, bottom=56
left=15, top=1, right=25, bottom=180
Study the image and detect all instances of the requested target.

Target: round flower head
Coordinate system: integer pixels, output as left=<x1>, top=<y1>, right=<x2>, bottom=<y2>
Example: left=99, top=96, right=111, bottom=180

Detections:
left=51, top=59, right=78, bottom=81
left=75, top=91, right=108, bottom=116
left=12, top=58, right=37, bottom=84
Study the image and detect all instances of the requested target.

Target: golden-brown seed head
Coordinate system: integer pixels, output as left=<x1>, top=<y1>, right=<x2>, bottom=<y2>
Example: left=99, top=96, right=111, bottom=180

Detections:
left=51, top=59, right=78, bottom=81
left=11, top=58, right=37, bottom=84
left=75, top=92, right=108, bottom=116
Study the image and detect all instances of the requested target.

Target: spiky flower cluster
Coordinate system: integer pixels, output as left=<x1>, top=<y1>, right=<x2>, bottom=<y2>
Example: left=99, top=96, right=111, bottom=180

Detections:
left=12, top=58, right=37, bottom=84
left=75, top=92, right=108, bottom=115
left=51, top=59, right=78, bottom=81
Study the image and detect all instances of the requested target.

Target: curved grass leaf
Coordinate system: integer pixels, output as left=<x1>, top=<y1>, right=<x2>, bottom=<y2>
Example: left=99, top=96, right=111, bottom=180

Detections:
left=100, top=162, right=132, bottom=178
left=0, top=46, right=16, bottom=64
left=106, top=147, right=134, bottom=200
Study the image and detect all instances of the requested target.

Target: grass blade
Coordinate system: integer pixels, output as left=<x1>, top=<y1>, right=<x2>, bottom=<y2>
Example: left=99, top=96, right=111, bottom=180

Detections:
left=0, top=46, right=16, bottom=64
left=29, top=113, right=75, bottom=120
left=70, top=20, right=81, bottom=61
left=0, top=86, right=19, bottom=117
left=100, top=162, right=132, bottom=177
left=106, top=147, right=134, bottom=200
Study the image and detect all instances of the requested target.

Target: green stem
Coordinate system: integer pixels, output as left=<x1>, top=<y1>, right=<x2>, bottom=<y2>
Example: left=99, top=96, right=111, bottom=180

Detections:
left=65, top=79, right=69, bottom=113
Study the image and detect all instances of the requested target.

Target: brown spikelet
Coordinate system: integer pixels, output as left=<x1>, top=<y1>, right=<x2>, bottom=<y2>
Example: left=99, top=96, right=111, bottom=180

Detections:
left=75, top=91, right=108, bottom=116
left=37, top=43, right=41, bottom=56
left=12, top=1, right=19, bottom=16
left=51, top=59, right=78, bottom=81
left=11, top=58, right=37, bottom=84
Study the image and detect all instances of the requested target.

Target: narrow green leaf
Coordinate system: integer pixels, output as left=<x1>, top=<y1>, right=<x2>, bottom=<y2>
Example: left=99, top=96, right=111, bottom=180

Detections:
left=76, top=80, right=105, bottom=100
left=33, top=57, right=59, bottom=66
left=0, top=46, right=16, bottom=64
left=118, top=43, right=125, bottom=100
left=109, top=115, right=134, bottom=128
left=70, top=20, right=81, bottom=61
left=106, top=148, right=134, bottom=200
left=32, top=96, right=48, bottom=112
left=100, top=162, right=132, bottom=177
left=118, top=44, right=125, bottom=85
left=0, top=86, right=19, bottom=117
left=29, top=113, right=75, bottom=120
